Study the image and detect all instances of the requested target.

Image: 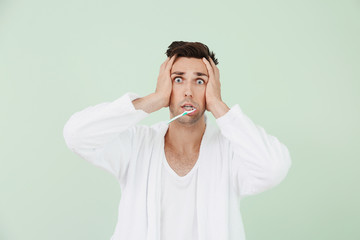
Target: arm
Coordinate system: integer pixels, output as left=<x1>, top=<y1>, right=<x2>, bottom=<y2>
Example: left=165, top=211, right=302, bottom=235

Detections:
left=63, top=55, right=177, bottom=182
left=132, top=92, right=166, bottom=113
left=216, top=105, right=292, bottom=198
left=202, top=57, right=291, bottom=198
left=63, top=92, right=149, bottom=180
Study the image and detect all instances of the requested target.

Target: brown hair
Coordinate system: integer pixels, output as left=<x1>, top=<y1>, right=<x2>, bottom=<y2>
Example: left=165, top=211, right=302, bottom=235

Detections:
left=165, top=41, right=219, bottom=65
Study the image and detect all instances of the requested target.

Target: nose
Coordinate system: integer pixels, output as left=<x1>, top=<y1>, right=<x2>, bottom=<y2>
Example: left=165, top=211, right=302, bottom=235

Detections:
left=184, top=82, right=193, bottom=97
left=185, top=91, right=192, bottom=97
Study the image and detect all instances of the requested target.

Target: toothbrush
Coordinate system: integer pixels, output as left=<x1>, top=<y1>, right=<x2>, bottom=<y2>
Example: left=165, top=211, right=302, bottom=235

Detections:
left=167, top=108, right=196, bottom=124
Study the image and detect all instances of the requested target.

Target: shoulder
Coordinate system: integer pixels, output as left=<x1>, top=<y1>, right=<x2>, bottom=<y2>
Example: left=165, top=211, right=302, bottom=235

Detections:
left=150, top=121, right=169, bottom=133
left=128, top=121, right=168, bottom=141
left=203, top=122, right=223, bottom=145
left=206, top=122, right=233, bottom=151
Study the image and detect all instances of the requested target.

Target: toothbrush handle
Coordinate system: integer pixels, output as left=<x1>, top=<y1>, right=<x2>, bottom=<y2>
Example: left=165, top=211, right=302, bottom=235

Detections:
left=168, top=112, right=186, bottom=124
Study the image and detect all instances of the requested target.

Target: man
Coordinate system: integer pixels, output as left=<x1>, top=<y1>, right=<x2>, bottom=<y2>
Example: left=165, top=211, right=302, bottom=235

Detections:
left=63, top=41, right=291, bottom=240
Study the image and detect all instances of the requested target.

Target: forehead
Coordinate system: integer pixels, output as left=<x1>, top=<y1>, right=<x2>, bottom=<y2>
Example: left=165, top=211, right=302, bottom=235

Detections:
left=171, top=57, right=207, bottom=73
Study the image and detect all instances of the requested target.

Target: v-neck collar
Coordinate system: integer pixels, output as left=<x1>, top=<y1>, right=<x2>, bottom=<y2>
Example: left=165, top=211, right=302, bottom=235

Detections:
left=146, top=113, right=212, bottom=240
left=158, top=113, right=210, bottom=180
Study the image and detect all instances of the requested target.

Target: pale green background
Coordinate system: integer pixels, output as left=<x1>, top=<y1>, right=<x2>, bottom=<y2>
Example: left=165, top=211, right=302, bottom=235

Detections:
left=1, top=0, right=359, bottom=239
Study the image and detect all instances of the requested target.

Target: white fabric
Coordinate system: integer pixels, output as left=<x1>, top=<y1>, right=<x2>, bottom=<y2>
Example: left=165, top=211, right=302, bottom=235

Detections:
left=161, top=150, right=199, bottom=240
left=63, top=92, right=292, bottom=240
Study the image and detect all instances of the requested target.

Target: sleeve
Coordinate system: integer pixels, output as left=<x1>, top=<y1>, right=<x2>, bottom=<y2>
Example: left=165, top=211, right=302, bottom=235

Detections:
left=215, top=104, right=292, bottom=198
left=62, top=92, right=149, bottom=182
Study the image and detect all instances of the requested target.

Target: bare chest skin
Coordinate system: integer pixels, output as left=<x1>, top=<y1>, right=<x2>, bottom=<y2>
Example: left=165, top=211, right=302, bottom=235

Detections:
left=164, top=143, right=199, bottom=177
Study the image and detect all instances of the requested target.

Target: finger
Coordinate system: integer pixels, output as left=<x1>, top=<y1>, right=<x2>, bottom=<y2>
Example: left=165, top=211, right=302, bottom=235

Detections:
left=208, top=57, right=220, bottom=80
left=160, top=57, right=170, bottom=71
left=202, top=57, right=215, bottom=81
left=209, top=57, right=215, bottom=66
left=165, top=54, right=177, bottom=70
left=208, top=57, right=219, bottom=72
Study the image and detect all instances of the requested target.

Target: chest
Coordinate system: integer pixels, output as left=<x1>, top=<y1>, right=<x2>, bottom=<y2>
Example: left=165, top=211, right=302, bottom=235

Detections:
left=164, top=146, right=199, bottom=177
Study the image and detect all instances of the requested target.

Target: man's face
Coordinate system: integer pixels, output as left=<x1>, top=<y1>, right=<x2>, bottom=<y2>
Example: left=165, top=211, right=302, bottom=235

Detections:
left=169, top=57, right=209, bottom=125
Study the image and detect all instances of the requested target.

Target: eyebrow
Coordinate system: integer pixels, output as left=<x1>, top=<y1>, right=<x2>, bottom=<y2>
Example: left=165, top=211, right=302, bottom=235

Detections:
left=171, top=71, right=208, bottom=77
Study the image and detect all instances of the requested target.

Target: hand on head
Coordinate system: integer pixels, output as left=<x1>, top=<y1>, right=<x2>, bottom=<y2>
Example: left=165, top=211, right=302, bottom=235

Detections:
left=155, top=54, right=177, bottom=108
left=202, top=57, right=222, bottom=112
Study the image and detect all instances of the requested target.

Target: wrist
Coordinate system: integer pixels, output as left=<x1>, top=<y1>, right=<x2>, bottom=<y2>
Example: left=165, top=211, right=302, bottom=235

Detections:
left=153, top=92, right=170, bottom=108
left=133, top=93, right=166, bottom=113
left=208, top=101, right=230, bottom=119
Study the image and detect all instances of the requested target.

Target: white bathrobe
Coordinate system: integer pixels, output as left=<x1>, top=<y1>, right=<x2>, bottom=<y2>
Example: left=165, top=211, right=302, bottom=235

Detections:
left=63, top=92, right=292, bottom=240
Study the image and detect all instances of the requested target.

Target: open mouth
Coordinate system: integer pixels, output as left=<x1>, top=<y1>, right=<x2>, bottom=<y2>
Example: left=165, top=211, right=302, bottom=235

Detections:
left=182, top=105, right=195, bottom=111
left=181, top=103, right=196, bottom=111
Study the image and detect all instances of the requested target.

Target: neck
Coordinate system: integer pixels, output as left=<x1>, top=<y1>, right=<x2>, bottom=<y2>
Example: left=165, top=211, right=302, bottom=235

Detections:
left=165, top=116, right=206, bottom=153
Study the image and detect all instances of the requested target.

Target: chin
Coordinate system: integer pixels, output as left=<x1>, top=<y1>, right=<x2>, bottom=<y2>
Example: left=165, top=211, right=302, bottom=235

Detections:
left=180, top=110, right=205, bottom=124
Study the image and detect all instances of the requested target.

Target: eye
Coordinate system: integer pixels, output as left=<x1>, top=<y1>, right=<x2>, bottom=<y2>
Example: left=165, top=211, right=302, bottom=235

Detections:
left=174, top=77, right=183, bottom=83
left=196, top=79, right=205, bottom=85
